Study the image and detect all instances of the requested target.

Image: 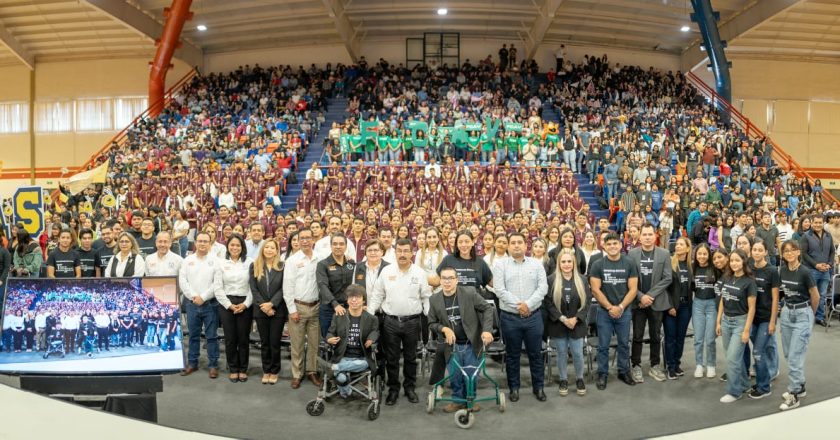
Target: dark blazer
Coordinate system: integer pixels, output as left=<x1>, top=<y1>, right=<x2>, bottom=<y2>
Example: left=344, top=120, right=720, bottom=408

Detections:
left=326, top=310, right=379, bottom=370
left=427, top=286, right=493, bottom=385
left=543, top=273, right=591, bottom=339
left=249, top=263, right=287, bottom=318
left=626, top=246, right=673, bottom=311
left=316, top=255, right=356, bottom=307
left=666, top=263, right=693, bottom=311
left=352, top=260, right=389, bottom=290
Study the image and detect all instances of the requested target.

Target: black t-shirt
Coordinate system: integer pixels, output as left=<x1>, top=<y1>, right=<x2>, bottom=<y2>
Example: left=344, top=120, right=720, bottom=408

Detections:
left=437, top=255, right=493, bottom=291
left=677, top=261, right=690, bottom=299
left=589, top=255, right=639, bottom=306
left=561, top=280, right=582, bottom=319
left=692, top=266, right=717, bottom=300
left=752, top=264, right=780, bottom=323
left=136, top=236, right=156, bottom=257
left=77, top=247, right=98, bottom=278
left=47, top=248, right=80, bottom=278
left=638, top=249, right=655, bottom=293
left=443, top=293, right=468, bottom=343
left=345, top=315, right=364, bottom=359
left=779, top=265, right=816, bottom=305
left=720, top=275, right=757, bottom=317
left=95, top=244, right=116, bottom=275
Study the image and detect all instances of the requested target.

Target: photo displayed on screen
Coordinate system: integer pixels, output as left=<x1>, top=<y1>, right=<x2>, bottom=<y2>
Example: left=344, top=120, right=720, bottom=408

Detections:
left=0, top=277, right=185, bottom=374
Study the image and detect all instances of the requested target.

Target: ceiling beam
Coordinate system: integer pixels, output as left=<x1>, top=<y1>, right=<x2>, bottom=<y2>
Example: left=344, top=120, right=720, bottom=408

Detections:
left=0, top=19, right=35, bottom=69
left=321, top=0, right=359, bottom=62
left=526, top=0, right=564, bottom=60
left=680, top=0, right=802, bottom=71
left=81, top=0, right=203, bottom=69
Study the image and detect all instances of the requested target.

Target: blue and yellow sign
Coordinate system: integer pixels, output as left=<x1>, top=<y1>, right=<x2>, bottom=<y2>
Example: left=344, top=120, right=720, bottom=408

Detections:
left=13, top=186, right=44, bottom=238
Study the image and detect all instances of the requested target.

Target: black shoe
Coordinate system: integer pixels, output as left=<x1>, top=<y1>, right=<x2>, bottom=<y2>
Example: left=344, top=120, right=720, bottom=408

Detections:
left=576, top=378, right=587, bottom=396
left=533, top=388, right=547, bottom=402
left=720, top=373, right=728, bottom=382
left=509, top=389, right=520, bottom=402
left=558, top=380, right=569, bottom=396
left=675, top=367, right=685, bottom=377
left=617, top=373, right=636, bottom=386
left=815, top=319, right=828, bottom=327
left=385, top=390, right=399, bottom=406
left=405, top=389, right=419, bottom=403
left=748, top=388, right=771, bottom=399
left=667, top=370, right=679, bottom=380
left=596, top=374, right=607, bottom=390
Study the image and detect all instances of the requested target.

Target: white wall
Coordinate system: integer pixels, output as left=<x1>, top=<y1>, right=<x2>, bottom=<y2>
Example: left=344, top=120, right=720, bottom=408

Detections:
left=203, top=37, right=681, bottom=73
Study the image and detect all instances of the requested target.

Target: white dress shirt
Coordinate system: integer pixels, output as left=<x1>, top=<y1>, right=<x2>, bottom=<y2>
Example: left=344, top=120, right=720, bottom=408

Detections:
left=282, top=250, right=320, bottom=314
left=213, top=258, right=253, bottom=309
left=105, top=252, right=146, bottom=277
left=179, top=252, right=218, bottom=302
left=368, top=263, right=432, bottom=316
left=145, top=251, right=183, bottom=277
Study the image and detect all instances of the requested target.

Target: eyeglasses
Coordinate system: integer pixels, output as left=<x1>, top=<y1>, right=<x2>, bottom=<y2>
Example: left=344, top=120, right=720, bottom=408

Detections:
left=440, top=276, right=458, bottom=281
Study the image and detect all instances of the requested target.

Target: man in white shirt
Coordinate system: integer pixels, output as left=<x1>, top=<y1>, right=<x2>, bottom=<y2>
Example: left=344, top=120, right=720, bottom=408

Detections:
left=314, top=216, right=356, bottom=260
left=145, top=231, right=183, bottom=277
left=424, top=157, right=441, bottom=178
left=178, top=231, right=220, bottom=379
left=282, top=228, right=323, bottom=389
left=368, top=239, right=432, bottom=406
left=776, top=211, right=794, bottom=243
left=305, top=162, right=323, bottom=181
left=245, top=223, right=265, bottom=258
left=379, top=228, right=397, bottom=264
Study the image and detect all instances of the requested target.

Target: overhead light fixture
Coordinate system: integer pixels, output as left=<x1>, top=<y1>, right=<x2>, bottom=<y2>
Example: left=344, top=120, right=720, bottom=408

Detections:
left=437, top=8, right=448, bottom=16
left=680, top=25, right=690, bottom=32
left=196, top=24, right=207, bottom=31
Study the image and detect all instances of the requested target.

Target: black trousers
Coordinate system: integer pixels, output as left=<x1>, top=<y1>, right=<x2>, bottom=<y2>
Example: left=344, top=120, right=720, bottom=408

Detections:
left=218, top=296, right=254, bottom=373
left=631, top=307, right=663, bottom=367
left=97, top=327, right=110, bottom=350
left=383, top=315, right=421, bottom=392
left=255, top=306, right=288, bottom=375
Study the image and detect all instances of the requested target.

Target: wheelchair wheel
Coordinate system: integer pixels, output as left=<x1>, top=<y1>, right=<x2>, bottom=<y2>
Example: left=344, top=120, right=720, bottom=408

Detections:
left=453, top=409, right=475, bottom=429
left=498, top=392, right=506, bottom=413
left=426, top=391, right=435, bottom=414
left=367, top=402, right=380, bottom=421
left=306, top=399, right=325, bottom=417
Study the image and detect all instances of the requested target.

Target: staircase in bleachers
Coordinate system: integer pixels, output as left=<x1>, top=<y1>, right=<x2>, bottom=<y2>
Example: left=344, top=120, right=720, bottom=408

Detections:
left=279, top=97, right=348, bottom=211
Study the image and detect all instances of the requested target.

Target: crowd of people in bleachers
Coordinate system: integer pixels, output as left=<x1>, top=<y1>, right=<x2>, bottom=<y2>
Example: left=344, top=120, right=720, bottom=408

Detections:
left=1, top=279, right=179, bottom=356
left=0, top=49, right=839, bottom=414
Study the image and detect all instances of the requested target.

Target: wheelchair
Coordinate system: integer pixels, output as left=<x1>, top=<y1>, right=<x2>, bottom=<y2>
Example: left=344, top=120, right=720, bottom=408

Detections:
left=306, top=343, right=384, bottom=421
left=43, top=336, right=65, bottom=359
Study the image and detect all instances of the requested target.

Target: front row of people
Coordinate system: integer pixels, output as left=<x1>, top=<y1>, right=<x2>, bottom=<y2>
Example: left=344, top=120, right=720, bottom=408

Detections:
left=169, top=227, right=817, bottom=414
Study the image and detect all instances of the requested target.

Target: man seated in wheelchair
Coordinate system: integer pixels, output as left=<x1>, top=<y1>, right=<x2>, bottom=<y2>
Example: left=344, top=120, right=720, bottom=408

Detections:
left=428, top=266, right=494, bottom=413
left=325, top=285, right=379, bottom=398
left=43, top=323, right=66, bottom=359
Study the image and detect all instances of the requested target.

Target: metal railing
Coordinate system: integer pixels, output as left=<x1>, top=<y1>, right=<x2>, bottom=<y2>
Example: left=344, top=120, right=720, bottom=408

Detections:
left=685, top=71, right=839, bottom=206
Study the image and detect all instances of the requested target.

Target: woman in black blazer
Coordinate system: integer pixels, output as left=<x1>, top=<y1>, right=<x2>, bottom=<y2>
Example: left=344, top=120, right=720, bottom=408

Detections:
left=249, top=239, right=287, bottom=385
left=547, top=228, right=587, bottom=276
left=544, top=248, right=591, bottom=397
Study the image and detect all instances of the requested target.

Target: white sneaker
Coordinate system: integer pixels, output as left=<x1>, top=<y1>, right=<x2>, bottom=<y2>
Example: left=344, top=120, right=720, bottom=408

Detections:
left=706, top=366, right=717, bottom=378
left=694, top=365, right=705, bottom=379
left=780, top=394, right=800, bottom=411
left=782, top=390, right=806, bottom=400
left=648, top=366, right=666, bottom=382
left=720, top=394, right=741, bottom=403
left=632, top=365, right=644, bottom=383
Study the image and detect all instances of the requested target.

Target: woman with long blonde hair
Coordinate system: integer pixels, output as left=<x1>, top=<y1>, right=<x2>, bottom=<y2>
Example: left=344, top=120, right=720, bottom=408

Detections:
left=543, top=249, right=591, bottom=397
left=249, top=239, right=287, bottom=385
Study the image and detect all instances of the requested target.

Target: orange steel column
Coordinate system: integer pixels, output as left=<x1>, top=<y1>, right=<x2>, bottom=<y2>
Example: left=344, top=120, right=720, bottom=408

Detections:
left=149, top=0, right=193, bottom=118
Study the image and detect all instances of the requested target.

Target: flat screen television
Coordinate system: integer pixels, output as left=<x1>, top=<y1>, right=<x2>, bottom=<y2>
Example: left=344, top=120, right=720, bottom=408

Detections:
left=0, top=277, right=184, bottom=375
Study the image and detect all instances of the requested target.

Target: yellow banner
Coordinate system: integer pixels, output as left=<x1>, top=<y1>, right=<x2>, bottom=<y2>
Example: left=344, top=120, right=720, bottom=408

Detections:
left=63, top=160, right=109, bottom=195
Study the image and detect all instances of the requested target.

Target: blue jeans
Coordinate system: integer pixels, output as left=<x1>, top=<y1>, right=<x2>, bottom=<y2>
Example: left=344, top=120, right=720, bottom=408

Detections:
left=742, top=324, right=779, bottom=383
left=588, top=159, right=600, bottom=181
left=692, top=298, right=717, bottom=368
left=595, top=307, right=631, bottom=376
left=178, top=237, right=188, bottom=258
left=563, top=150, right=576, bottom=172
left=607, top=181, right=618, bottom=201
left=449, top=343, right=480, bottom=399
left=703, top=163, right=715, bottom=178
left=334, top=357, right=369, bottom=397
left=185, top=298, right=220, bottom=368
left=780, top=306, right=814, bottom=394
left=496, top=149, right=507, bottom=165
left=811, top=269, right=832, bottom=321
left=414, top=148, right=425, bottom=165
left=550, top=336, right=584, bottom=381
left=500, top=311, right=545, bottom=391
left=742, top=321, right=773, bottom=393
left=480, top=150, right=493, bottom=163
left=720, top=314, right=748, bottom=397
left=663, top=300, right=692, bottom=372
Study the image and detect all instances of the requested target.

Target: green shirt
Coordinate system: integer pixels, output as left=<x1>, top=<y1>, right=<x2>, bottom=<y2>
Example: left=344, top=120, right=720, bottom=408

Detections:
left=467, top=136, right=480, bottom=151
left=480, top=133, right=494, bottom=152
left=349, top=134, right=363, bottom=153
left=414, top=137, right=428, bottom=148
left=377, top=135, right=389, bottom=151
left=388, top=136, right=402, bottom=151
left=506, top=136, right=520, bottom=152
left=402, top=135, right=414, bottom=151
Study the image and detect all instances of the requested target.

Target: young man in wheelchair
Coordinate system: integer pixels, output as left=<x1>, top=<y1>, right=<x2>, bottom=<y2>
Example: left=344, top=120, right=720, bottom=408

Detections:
left=325, top=284, right=379, bottom=398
